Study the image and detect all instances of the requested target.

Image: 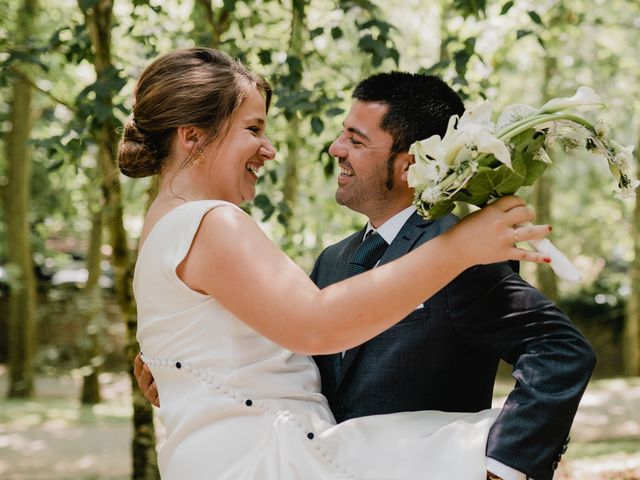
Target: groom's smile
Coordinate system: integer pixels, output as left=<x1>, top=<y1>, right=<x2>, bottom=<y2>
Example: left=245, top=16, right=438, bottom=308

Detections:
left=339, top=165, right=355, bottom=177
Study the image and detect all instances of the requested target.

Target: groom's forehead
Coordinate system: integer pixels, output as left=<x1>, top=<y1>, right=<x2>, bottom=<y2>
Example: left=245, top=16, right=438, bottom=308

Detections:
left=344, top=100, right=388, bottom=135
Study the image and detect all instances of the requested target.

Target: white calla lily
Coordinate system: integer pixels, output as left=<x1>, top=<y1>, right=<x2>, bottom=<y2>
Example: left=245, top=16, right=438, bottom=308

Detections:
left=458, top=100, right=494, bottom=129
left=410, top=134, right=446, bottom=162
left=471, top=130, right=512, bottom=168
left=537, top=86, right=604, bottom=114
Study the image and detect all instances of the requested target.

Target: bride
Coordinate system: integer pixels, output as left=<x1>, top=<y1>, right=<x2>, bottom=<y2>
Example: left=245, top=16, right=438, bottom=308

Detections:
left=121, top=48, right=552, bottom=479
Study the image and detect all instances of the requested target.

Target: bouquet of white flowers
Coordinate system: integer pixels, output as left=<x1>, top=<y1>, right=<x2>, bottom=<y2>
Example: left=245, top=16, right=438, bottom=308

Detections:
left=407, top=86, right=638, bottom=283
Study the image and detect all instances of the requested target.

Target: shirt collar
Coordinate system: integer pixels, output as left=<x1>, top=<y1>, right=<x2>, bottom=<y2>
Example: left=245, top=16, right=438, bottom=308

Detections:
left=364, top=205, right=417, bottom=244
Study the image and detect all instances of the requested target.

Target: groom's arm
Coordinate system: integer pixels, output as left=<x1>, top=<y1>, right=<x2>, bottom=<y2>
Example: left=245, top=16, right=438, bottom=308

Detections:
left=447, top=263, right=595, bottom=480
left=134, top=353, right=160, bottom=407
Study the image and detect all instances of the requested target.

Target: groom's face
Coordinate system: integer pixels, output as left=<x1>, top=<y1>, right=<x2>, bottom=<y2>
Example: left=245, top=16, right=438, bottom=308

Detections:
left=329, top=100, right=409, bottom=223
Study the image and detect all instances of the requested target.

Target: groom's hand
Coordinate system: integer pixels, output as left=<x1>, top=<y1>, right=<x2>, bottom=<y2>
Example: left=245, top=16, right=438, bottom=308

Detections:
left=134, top=353, right=160, bottom=407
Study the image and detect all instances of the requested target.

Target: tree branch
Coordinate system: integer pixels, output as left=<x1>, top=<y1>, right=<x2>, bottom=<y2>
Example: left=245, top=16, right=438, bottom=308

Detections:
left=7, top=66, right=74, bottom=111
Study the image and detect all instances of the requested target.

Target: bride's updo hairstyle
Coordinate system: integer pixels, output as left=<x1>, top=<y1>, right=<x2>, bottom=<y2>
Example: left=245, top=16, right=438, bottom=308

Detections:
left=118, top=48, right=272, bottom=178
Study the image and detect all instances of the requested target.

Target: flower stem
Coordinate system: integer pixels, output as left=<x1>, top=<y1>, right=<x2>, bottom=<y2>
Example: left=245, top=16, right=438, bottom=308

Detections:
left=497, top=112, right=595, bottom=142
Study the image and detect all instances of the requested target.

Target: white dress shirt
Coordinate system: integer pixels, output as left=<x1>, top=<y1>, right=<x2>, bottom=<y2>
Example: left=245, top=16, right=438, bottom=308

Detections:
left=365, top=205, right=527, bottom=480
left=364, top=205, right=416, bottom=246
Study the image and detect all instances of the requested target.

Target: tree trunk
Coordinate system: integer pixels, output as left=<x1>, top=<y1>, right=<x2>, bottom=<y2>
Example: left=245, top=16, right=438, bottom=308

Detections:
left=533, top=173, right=558, bottom=300
left=533, top=55, right=559, bottom=301
left=281, top=0, right=307, bottom=231
left=80, top=207, right=104, bottom=404
left=438, top=0, right=452, bottom=67
left=624, top=125, right=640, bottom=376
left=194, top=0, right=232, bottom=48
left=4, top=0, right=37, bottom=399
left=81, top=0, right=159, bottom=477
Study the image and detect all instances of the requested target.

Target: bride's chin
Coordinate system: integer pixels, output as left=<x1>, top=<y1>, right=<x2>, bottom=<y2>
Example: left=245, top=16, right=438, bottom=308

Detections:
left=241, top=189, right=257, bottom=204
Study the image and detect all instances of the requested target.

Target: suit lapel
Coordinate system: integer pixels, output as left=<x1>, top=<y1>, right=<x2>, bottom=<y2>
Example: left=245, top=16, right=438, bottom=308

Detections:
left=378, top=212, right=432, bottom=266
left=337, top=212, right=434, bottom=386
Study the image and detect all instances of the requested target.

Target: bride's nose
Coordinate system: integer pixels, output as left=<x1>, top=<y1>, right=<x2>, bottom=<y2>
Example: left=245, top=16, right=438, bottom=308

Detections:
left=259, top=139, right=276, bottom=160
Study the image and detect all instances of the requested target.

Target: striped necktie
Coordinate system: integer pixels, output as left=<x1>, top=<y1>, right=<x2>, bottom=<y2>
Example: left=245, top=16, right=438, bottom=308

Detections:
left=346, top=231, right=389, bottom=277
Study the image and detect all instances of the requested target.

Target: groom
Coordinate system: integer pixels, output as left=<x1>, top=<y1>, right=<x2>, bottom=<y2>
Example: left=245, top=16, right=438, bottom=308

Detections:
left=135, top=72, right=595, bottom=480
left=309, top=72, right=595, bottom=480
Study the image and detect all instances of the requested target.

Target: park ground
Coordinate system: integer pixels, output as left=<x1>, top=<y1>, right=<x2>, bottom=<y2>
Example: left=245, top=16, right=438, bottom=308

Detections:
left=0, top=366, right=638, bottom=480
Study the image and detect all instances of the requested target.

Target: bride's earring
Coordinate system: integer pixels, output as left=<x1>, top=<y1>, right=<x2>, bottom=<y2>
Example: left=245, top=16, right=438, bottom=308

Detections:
left=192, top=150, right=205, bottom=167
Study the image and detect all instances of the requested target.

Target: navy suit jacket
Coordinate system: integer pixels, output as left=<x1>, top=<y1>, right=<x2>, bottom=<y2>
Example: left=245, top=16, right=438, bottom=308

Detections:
left=311, top=212, right=595, bottom=480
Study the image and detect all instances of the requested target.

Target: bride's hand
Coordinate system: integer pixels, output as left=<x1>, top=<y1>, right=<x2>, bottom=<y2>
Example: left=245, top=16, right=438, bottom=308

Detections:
left=448, top=195, right=552, bottom=266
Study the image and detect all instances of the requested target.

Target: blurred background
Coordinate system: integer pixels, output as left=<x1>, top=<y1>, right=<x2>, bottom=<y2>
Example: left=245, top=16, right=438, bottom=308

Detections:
left=0, top=0, right=639, bottom=478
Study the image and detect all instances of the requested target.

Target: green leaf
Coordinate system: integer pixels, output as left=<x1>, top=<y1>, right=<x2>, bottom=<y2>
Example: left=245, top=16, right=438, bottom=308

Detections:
left=426, top=199, right=456, bottom=219
left=500, top=1, right=514, bottom=15
left=258, top=50, right=272, bottom=65
left=528, top=10, right=544, bottom=25
left=454, top=49, right=471, bottom=77
left=358, top=19, right=393, bottom=35
left=311, top=116, right=324, bottom=135
left=310, top=27, right=324, bottom=39
left=223, top=0, right=237, bottom=12
left=453, top=0, right=487, bottom=18
left=254, top=193, right=275, bottom=221
left=463, top=37, right=476, bottom=54
left=357, top=33, right=396, bottom=67
left=286, top=55, right=303, bottom=80
left=462, top=162, right=525, bottom=201
left=78, top=0, right=99, bottom=13
left=331, top=27, right=343, bottom=39
left=517, top=29, right=533, bottom=40
left=509, top=130, right=549, bottom=186
left=275, top=90, right=316, bottom=115
left=326, top=107, right=345, bottom=117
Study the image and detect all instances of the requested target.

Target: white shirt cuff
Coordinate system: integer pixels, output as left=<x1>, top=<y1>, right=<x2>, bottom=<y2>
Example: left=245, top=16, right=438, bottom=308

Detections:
left=486, top=457, right=528, bottom=480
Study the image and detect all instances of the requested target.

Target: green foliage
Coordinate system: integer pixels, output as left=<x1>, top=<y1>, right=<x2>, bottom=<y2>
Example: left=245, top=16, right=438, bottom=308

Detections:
left=0, top=0, right=637, bottom=339
left=452, top=0, right=487, bottom=18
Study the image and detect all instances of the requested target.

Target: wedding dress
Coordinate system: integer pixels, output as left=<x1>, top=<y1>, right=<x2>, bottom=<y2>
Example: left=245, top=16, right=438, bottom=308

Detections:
left=135, top=200, right=499, bottom=480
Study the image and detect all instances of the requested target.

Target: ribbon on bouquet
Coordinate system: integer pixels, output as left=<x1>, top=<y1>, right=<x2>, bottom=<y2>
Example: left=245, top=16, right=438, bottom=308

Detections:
left=518, top=221, right=582, bottom=283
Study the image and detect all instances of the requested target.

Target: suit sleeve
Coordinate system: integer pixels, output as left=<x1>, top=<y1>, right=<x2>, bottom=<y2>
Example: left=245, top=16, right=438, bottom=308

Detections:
left=309, top=249, right=326, bottom=285
left=446, top=263, right=596, bottom=480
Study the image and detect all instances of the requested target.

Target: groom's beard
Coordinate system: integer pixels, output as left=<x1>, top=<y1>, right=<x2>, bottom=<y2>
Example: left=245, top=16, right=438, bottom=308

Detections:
left=335, top=155, right=401, bottom=218
left=385, top=153, right=398, bottom=190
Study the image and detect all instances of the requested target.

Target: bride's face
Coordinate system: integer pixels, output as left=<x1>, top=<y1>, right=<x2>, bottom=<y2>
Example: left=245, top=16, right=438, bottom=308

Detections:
left=204, top=87, right=276, bottom=205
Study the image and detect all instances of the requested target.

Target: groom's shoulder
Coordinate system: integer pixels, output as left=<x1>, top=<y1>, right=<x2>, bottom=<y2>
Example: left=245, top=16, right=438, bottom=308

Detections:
left=319, top=229, right=363, bottom=259
left=310, top=229, right=363, bottom=285
left=412, top=212, right=459, bottom=244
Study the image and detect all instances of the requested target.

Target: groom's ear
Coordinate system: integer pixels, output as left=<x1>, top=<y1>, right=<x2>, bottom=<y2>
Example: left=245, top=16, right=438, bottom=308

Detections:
left=397, top=151, right=415, bottom=183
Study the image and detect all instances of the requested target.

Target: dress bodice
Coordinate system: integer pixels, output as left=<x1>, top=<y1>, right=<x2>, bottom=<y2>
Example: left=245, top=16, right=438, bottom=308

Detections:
left=135, top=200, right=326, bottom=403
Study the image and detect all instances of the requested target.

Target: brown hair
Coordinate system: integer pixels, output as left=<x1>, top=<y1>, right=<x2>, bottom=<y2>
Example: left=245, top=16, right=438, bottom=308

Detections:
left=118, top=48, right=272, bottom=178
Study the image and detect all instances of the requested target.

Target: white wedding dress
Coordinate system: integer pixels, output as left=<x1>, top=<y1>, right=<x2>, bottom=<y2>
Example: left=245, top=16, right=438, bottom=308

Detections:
left=135, top=200, right=499, bottom=480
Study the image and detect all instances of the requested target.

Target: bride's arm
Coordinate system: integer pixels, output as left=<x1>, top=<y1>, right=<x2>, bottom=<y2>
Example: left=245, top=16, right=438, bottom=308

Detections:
left=179, top=196, right=550, bottom=354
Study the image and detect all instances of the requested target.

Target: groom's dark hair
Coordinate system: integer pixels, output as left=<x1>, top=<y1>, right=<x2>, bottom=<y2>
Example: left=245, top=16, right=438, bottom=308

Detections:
left=352, top=72, right=464, bottom=153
